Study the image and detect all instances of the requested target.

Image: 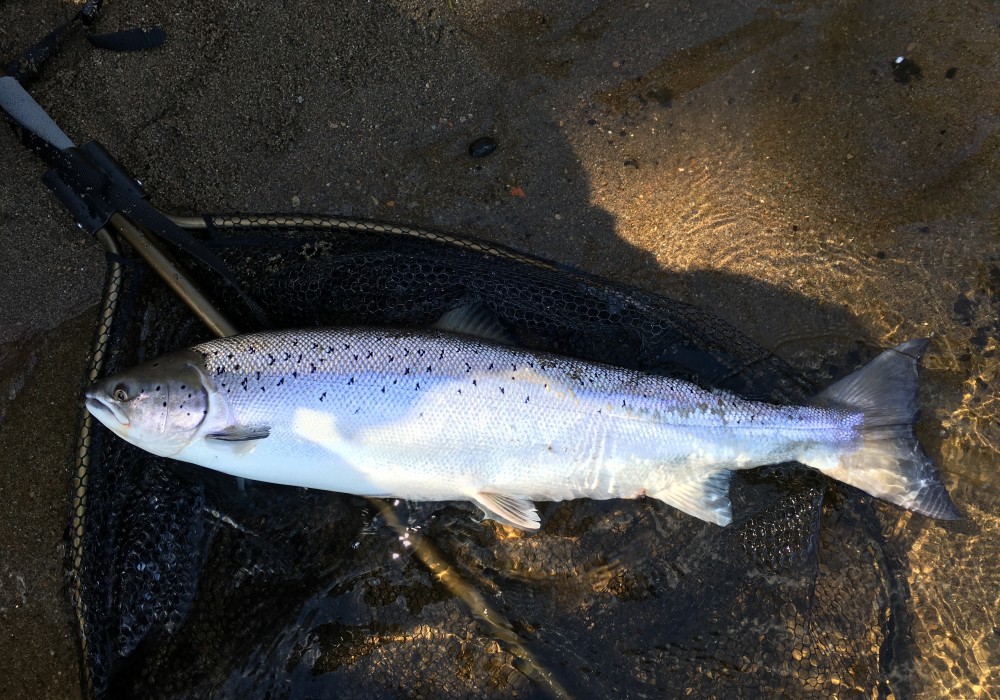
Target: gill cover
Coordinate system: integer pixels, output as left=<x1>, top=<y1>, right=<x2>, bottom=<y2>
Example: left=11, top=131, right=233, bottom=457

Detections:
left=86, top=350, right=212, bottom=457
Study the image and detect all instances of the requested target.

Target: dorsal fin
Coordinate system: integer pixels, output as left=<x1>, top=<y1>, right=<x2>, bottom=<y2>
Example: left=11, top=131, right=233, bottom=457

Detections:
left=433, top=302, right=517, bottom=345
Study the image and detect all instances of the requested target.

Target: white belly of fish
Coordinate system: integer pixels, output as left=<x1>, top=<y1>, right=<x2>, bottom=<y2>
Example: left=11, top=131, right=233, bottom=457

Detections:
left=174, top=329, right=851, bottom=527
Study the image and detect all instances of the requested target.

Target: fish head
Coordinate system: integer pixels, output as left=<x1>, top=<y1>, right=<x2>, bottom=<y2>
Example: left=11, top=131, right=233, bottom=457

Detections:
left=85, top=350, right=211, bottom=457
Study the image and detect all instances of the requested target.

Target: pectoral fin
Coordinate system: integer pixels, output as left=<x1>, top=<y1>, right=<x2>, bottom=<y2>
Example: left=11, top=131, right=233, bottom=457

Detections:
left=207, top=426, right=271, bottom=442
left=474, top=492, right=541, bottom=530
left=204, top=426, right=270, bottom=456
left=649, top=469, right=733, bottom=526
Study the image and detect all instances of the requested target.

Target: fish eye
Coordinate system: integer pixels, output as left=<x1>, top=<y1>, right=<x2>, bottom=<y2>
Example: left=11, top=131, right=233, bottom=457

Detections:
left=113, top=384, right=129, bottom=402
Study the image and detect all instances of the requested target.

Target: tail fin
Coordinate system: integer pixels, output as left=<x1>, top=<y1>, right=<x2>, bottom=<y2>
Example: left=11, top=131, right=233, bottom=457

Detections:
left=810, top=339, right=960, bottom=520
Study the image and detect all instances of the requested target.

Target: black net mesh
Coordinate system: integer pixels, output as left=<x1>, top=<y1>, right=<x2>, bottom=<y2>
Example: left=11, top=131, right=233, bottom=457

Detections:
left=70, top=216, right=912, bottom=698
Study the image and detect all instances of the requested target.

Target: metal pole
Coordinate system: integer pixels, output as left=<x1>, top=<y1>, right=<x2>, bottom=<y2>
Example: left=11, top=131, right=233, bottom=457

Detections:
left=106, top=212, right=238, bottom=337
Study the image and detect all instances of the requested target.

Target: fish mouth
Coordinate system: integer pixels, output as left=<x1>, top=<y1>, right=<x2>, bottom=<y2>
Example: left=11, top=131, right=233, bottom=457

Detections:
left=85, top=392, right=130, bottom=428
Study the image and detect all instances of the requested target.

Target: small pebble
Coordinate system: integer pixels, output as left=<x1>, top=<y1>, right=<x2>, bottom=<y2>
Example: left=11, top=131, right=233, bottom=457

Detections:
left=468, top=136, right=497, bottom=158
left=291, top=196, right=300, bottom=207
left=892, top=56, right=922, bottom=84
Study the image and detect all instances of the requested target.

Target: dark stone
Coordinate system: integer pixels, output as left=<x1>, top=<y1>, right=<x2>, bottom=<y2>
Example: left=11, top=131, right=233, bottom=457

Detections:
left=467, top=136, right=497, bottom=158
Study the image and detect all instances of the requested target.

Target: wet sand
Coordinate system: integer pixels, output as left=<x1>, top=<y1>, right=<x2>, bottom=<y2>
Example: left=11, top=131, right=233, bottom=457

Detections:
left=2, top=1, right=998, bottom=697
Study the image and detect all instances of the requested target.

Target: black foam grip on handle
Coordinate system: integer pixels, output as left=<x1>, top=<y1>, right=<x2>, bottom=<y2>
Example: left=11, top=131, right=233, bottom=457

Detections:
left=0, top=76, right=75, bottom=150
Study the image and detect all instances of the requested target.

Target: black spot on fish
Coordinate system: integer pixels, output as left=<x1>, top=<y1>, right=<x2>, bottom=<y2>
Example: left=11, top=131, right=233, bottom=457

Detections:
left=415, top=382, right=420, bottom=390
left=512, top=364, right=517, bottom=371
left=180, top=385, right=186, bottom=390
left=353, top=354, right=359, bottom=361
left=256, top=371, right=261, bottom=380
left=278, top=378, right=285, bottom=386
left=162, top=402, right=167, bottom=407
left=293, top=371, right=298, bottom=378
left=348, top=377, right=355, bottom=385
left=228, top=354, right=234, bottom=360
left=472, top=379, right=477, bottom=386
left=500, top=387, right=505, bottom=395
left=284, top=353, right=291, bottom=360
left=354, top=407, right=360, bottom=414
left=404, top=367, right=410, bottom=375
left=367, top=351, right=373, bottom=359
left=234, top=364, right=241, bottom=371
left=426, top=365, right=432, bottom=373
left=268, top=355, right=276, bottom=366
left=261, top=386, right=266, bottom=392
left=417, top=349, right=424, bottom=356
left=489, top=362, right=494, bottom=370
left=465, top=363, right=472, bottom=372
left=457, top=389, right=462, bottom=394
left=297, top=354, right=303, bottom=363
left=388, top=355, right=394, bottom=363
left=310, top=363, right=317, bottom=373
left=525, top=396, right=530, bottom=403
left=312, top=343, right=319, bottom=350
left=381, top=386, right=386, bottom=393
left=439, top=350, right=444, bottom=360
left=156, top=385, right=161, bottom=391
left=320, top=392, right=327, bottom=401
left=293, top=339, right=299, bottom=345
left=622, top=400, right=627, bottom=408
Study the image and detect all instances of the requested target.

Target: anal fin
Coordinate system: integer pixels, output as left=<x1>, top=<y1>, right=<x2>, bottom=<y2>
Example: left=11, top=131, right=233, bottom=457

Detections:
left=649, top=469, right=733, bottom=526
left=474, top=492, right=541, bottom=530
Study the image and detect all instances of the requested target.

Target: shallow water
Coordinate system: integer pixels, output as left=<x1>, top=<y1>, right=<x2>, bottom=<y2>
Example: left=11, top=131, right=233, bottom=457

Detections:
left=2, top=0, right=999, bottom=697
